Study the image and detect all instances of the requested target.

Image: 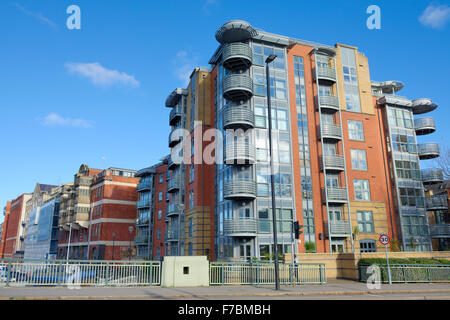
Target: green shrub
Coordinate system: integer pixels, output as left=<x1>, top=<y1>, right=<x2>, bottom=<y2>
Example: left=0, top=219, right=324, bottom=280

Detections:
left=358, top=257, right=450, bottom=266
left=304, top=241, right=316, bottom=253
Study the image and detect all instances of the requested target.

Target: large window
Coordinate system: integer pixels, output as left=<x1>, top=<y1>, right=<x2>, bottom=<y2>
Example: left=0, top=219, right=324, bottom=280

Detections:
left=348, top=120, right=364, bottom=141
left=189, top=190, right=194, bottom=209
left=399, top=187, right=425, bottom=207
left=253, top=99, right=289, bottom=130
left=357, top=211, right=374, bottom=233
left=388, top=108, right=413, bottom=129
left=351, top=149, right=368, bottom=170
left=360, top=240, right=376, bottom=252
left=402, top=216, right=429, bottom=236
left=252, top=44, right=285, bottom=70
left=341, top=47, right=361, bottom=112
left=392, top=134, right=417, bottom=153
left=258, top=208, right=293, bottom=233
left=395, top=160, right=420, bottom=180
left=354, top=179, right=371, bottom=201
left=188, top=218, right=193, bottom=237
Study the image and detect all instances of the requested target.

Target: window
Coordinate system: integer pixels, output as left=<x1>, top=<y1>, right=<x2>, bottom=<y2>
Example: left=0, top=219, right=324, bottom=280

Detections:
left=159, top=174, right=163, bottom=183
left=357, top=211, right=374, bottom=233
left=158, top=192, right=162, bottom=201
left=157, top=229, right=161, bottom=240
left=348, top=120, right=364, bottom=141
left=395, top=160, right=420, bottom=180
left=392, top=134, right=417, bottom=153
left=188, top=218, right=193, bottom=238
left=156, top=247, right=160, bottom=258
left=341, top=47, right=361, bottom=112
left=388, top=108, right=413, bottom=129
left=402, top=216, right=429, bottom=236
left=399, top=188, right=425, bottom=207
left=158, top=210, right=162, bottom=220
left=351, top=149, right=367, bottom=170
left=188, top=242, right=193, bottom=256
left=354, top=179, right=371, bottom=201
left=189, top=190, right=194, bottom=209
left=189, top=164, right=194, bottom=183
left=360, top=240, right=376, bottom=252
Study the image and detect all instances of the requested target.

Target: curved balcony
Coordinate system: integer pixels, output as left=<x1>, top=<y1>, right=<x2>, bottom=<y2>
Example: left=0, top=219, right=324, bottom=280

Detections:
left=167, top=203, right=180, bottom=217
left=223, top=74, right=253, bottom=101
left=320, top=155, right=345, bottom=172
left=318, top=95, right=339, bottom=111
left=430, top=224, right=450, bottom=238
left=167, top=176, right=181, bottom=193
left=224, top=179, right=257, bottom=200
left=426, top=196, right=448, bottom=211
left=224, top=141, right=256, bottom=164
left=422, top=168, right=444, bottom=185
left=223, top=218, right=257, bottom=237
left=222, top=43, right=252, bottom=70
left=137, top=181, right=152, bottom=192
left=322, top=187, right=348, bottom=204
left=316, top=66, right=336, bottom=82
left=168, top=129, right=182, bottom=148
left=412, top=98, right=437, bottom=115
left=319, top=124, right=342, bottom=140
left=215, top=20, right=258, bottom=44
left=222, top=105, right=255, bottom=129
left=168, top=157, right=179, bottom=170
left=414, top=117, right=436, bottom=135
left=169, top=106, right=182, bottom=126
left=326, top=220, right=351, bottom=237
left=137, top=199, right=151, bottom=209
left=136, top=218, right=150, bottom=226
left=418, top=143, right=440, bottom=160
left=135, top=234, right=149, bottom=245
left=167, top=231, right=178, bottom=242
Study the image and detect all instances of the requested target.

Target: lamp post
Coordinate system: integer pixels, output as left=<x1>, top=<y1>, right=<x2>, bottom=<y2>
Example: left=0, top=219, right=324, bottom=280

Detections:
left=112, top=232, right=116, bottom=260
left=265, top=53, right=280, bottom=291
left=128, top=226, right=133, bottom=261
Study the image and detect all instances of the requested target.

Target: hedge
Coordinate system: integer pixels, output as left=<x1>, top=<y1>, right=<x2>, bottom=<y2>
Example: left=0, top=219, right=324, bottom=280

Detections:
left=358, top=257, right=450, bottom=266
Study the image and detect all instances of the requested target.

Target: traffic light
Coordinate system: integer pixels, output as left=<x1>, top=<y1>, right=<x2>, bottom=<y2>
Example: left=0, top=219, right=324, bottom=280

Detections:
left=293, top=221, right=303, bottom=239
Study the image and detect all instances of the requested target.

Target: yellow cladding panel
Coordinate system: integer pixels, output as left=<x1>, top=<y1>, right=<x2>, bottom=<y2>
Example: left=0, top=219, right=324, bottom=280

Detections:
left=184, top=207, right=212, bottom=255
left=335, top=45, right=374, bottom=115
left=185, top=69, right=212, bottom=132
left=350, top=201, right=390, bottom=252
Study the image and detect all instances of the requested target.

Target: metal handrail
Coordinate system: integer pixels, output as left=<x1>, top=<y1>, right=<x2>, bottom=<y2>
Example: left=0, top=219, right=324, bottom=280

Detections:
left=223, top=218, right=258, bottom=236
left=317, top=66, right=336, bottom=81
left=222, top=105, right=255, bottom=128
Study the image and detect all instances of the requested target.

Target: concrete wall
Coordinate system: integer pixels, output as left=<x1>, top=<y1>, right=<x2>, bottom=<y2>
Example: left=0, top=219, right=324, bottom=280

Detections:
left=161, top=256, right=209, bottom=287
left=286, top=251, right=450, bottom=280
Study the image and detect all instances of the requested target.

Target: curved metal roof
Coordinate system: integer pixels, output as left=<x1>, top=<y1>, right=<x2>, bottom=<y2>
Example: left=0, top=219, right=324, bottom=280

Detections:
left=215, top=20, right=258, bottom=44
left=412, top=98, right=438, bottom=114
left=165, top=88, right=188, bottom=108
left=315, top=46, right=336, bottom=57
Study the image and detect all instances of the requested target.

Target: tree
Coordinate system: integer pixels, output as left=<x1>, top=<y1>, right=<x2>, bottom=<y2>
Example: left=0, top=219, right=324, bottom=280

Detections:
left=435, top=144, right=450, bottom=180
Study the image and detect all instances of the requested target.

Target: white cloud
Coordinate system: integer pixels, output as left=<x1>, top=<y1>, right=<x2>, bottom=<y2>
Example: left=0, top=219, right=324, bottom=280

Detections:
left=65, top=62, right=140, bottom=88
left=172, top=50, right=199, bottom=86
left=419, top=3, right=450, bottom=29
left=13, top=2, right=58, bottom=30
left=202, top=0, right=219, bottom=15
left=42, top=113, right=93, bottom=128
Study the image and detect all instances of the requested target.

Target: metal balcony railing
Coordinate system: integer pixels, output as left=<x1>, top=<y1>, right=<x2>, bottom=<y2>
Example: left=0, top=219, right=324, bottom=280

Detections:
left=223, top=74, right=253, bottom=101
left=222, top=43, right=252, bottom=70
left=167, top=176, right=181, bottom=193
left=326, top=220, right=351, bottom=236
left=422, top=168, right=444, bottom=184
left=320, top=155, right=345, bottom=171
left=319, top=124, right=342, bottom=140
left=316, top=66, right=336, bottom=81
left=169, top=105, right=182, bottom=126
left=429, top=224, right=450, bottom=238
left=167, top=230, right=178, bottom=241
left=322, top=187, right=348, bottom=203
left=134, top=234, right=150, bottom=245
left=418, top=143, right=440, bottom=159
left=224, top=180, right=257, bottom=200
left=414, top=117, right=436, bottom=135
left=168, top=129, right=182, bottom=148
left=426, top=196, right=448, bottom=211
left=223, top=218, right=257, bottom=237
left=318, top=95, right=339, bottom=110
left=137, top=199, right=151, bottom=209
left=137, top=180, right=152, bottom=191
left=222, top=105, right=255, bottom=129
left=167, top=203, right=180, bottom=217
left=224, top=141, right=256, bottom=164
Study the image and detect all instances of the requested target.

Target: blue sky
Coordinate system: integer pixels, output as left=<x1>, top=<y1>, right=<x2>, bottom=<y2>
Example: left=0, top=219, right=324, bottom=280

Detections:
left=0, top=0, right=449, bottom=223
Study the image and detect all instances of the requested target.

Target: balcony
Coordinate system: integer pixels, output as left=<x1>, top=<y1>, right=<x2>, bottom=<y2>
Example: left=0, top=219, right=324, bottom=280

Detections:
left=430, top=224, right=450, bottom=238
left=326, top=220, right=351, bottom=236
left=222, top=43, right=252, bottom=70
left=215, top=20, right=258, bottom=44
left=319, top=124, right=342, bottom=140
left=422, top=168, right=444, bottom=185
left=426, top=196, right=448, bottom=211
left=136, top=217, right=150, bottom=226
left=320, top=155, right=345, bottom=171
left=223, top=74, right=253, bottom=101
left=169, top=129, right=182, bottom=148
left=224, top=141, right=256, bottom=164
left=414, top=117, right=436, bottom=135
left=137, top=180, right=152, bottom=192
left=167, top=176, right=181, bottom=193
left=169, top=105, right=182, bottom=126
left=418, top=143, right=440, bottom=160
left=316, top=66, right=336, bottom=82
left=223, top=218, right=257, bottom=237
left=412, top=98, right=437, bottom=115
left=137, top=199, right=151, bottom=209
left=222, top=105, right=255, bottom=129
left=134, top=234, right=149, bottom=245
left=168, top=156, right=181, bottom=170
left=318, top=95, right=339, bottom=111
left=167, top=203, right=180, bottom=217
left=224, top=179, right=257, bottom=200
left=167, top=230, right=178, bottom=242
left=322, top=187, right=348, bottom=203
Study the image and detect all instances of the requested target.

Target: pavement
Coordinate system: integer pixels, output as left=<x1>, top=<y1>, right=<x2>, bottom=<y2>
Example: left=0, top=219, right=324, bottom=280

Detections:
left=1, top=279, right=450, bottom=300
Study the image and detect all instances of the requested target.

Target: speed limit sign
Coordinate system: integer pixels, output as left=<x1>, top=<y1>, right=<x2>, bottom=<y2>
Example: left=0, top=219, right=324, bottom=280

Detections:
left=379, top=233, right=390, bottom=246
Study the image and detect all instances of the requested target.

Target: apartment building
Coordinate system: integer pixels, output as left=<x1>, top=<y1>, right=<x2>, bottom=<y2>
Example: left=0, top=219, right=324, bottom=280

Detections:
left=135, top=159, right=169, bottom=260
left=159, top=20, right=445, bottom=260
left=0, top=202, right=10, bottom=257
left=1, top=194, right=31, bottom=258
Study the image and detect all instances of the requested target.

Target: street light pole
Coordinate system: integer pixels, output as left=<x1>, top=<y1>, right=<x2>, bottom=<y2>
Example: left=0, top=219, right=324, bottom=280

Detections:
left=128, top=226, right=133, bottom=261
left=265, top=54, right=280, bottom=291
left=112, top=232, right=116, bottom=260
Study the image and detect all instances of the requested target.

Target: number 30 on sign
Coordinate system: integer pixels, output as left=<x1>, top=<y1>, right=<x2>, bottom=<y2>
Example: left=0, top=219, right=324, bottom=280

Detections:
left=379, top=233, right=390, bottom=246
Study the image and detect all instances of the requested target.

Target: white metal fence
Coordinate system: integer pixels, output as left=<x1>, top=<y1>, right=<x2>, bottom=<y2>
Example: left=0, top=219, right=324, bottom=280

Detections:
left=210, top=262, right=326, bottom=285
left=0, top=259, right=161, bottom=287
